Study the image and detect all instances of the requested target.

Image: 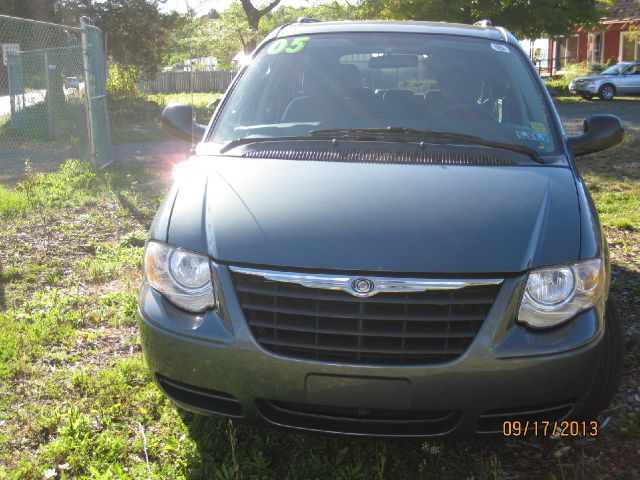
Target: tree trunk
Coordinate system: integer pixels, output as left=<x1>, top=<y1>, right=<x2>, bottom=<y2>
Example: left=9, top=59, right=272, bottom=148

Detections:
left=239, top=0, right=281, bottom=53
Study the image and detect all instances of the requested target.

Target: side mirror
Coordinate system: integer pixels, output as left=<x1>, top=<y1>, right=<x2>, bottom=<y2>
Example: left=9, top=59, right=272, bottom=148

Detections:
left=566, top=114, right=624, bottom=157
left=161, top=103, right=206, bottom=143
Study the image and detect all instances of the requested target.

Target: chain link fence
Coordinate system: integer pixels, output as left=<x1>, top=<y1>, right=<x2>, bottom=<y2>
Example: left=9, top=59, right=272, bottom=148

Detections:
left=0, top=15, right=111, bottom=184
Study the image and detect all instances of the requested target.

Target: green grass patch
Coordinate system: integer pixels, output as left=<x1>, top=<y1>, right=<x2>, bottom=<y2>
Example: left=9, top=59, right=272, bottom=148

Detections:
left=0, top=289, right=86, bottom=382
left=0, top=97, right=87, bottom=147
left=577, top=133, right=640, bottom=231
left=585, top=174, right=640, bottom=230
left=0, top=184, right=29, bottom=218
left=0, top=145, right=639, bottom=479
left=0, top=159, right=100, bottom=220
left=77, top=238, right=144, bottom=283
left=109, top=93, right=221, bottom=144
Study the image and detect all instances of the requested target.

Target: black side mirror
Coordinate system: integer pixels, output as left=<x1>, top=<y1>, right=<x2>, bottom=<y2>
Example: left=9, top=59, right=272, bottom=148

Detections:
left=161, top=103, right=206, bottom=143
left=566, top=114, right=624, bottom=157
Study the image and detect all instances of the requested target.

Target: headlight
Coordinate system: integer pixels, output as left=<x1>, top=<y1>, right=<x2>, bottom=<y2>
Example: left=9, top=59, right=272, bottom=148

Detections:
left=518, top=258, right=603, bottom=329
left=144, top=241, right=216, bottom=312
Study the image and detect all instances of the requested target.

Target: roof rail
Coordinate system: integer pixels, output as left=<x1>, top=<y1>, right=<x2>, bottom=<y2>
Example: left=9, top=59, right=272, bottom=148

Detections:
left=473, top=19, right=492, bottom=27
left=297, top=17, right=321, bottom=23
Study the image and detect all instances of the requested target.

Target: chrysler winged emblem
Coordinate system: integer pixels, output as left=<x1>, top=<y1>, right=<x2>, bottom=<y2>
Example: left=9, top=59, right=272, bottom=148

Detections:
left=351, top=278, right=375, bottom=296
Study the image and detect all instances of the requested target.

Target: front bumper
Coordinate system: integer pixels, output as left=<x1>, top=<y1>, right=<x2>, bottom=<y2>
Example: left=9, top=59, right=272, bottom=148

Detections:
left=138, top=266, right=605, bottom=438
left=569, top=82, right=599, bottom=94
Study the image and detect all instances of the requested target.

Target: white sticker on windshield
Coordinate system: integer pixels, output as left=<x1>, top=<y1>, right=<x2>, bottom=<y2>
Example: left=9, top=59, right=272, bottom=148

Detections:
left=491, top=43, right=510, bottom=53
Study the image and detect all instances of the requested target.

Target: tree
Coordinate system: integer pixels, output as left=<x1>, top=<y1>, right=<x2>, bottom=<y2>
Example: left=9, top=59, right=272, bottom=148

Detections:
left=160, top=1, right=357, bottom=70
left=1, top=0, right=177, bottom=75
left=0, top=0, right=59, bottom=21
left=238, top=0, right=280, bottom=51
left=90, top=1, right=178, bottom=76
left=355, top=0, right=604, bottom=40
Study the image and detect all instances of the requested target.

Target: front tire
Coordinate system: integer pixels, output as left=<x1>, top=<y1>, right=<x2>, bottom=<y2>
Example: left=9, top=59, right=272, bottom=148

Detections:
left=573, top=299, right=624, bottom=419
left=598, top=84, right=616, bottom=101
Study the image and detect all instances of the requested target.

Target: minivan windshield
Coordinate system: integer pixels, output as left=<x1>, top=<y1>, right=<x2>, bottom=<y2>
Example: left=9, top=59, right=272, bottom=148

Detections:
left=211, top=33, right=558, bottom=153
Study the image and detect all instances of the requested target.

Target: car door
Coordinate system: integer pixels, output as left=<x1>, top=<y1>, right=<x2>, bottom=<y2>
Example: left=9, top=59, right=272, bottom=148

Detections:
left=617, top=64, right=640, bottom=94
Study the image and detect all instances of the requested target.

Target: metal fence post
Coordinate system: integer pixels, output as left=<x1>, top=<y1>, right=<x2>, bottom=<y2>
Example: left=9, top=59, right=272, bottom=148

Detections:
left=43, top=50, right=53, bottom=136
left=80, top=17, right=96, bottom=164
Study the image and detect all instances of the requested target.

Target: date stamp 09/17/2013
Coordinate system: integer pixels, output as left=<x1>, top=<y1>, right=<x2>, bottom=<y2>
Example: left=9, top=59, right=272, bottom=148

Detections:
left=502, top=420, right=599, bottom=437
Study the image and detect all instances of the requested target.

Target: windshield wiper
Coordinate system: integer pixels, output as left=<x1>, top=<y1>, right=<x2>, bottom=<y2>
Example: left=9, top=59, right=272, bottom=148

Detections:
left=219, top=135, right=314, bottom=153
left=310, top=127, right=545, bottom=164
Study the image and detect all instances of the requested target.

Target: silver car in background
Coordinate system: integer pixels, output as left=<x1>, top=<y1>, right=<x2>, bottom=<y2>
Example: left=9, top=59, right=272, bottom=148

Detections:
left=569, top=61, right=640, bottom=100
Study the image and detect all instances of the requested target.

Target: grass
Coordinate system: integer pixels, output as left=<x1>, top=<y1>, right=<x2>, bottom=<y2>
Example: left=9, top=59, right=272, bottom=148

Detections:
left=578, top=134, right=640, bottom=231
left=0, top=185, right=29, bottom=218
left=0, top=97, right=87, bottom=147
left=109, top=93, right=222, bottom=144
left=0, top=119, right=639, bottom=478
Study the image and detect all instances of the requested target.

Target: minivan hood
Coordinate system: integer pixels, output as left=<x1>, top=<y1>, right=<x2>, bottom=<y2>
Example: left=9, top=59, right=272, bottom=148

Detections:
left=167, top=156, right=580, bottom=274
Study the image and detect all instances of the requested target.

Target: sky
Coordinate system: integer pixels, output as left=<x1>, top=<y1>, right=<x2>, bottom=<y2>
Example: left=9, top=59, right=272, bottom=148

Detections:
left=160, top=0, right=328, bottom=16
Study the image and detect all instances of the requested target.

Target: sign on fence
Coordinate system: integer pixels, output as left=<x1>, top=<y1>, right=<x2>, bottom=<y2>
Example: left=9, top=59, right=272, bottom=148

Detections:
left=2, top=43, right=19, bottom=65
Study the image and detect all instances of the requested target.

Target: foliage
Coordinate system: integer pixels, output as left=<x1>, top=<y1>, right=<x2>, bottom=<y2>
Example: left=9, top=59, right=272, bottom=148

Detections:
left=355, top=0, right=603, bottom=39
left=239, top=0, right=281, bottom=51
left=0, top=0, right=182, bottom=76
left=162, top=1, right=354, bottom=70
left=0, top=0, right=59, bottom=22
left=91, top=1, right=181, bottom=76
left=544, top=62, right=605, bottom=95
left=106, top=64, right=140, bottom=99
left=163, top=4, right=249, bottom=70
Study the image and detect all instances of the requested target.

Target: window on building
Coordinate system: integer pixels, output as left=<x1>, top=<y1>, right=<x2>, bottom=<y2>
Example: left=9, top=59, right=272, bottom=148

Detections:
left=557, top=35, right=579, bottom=67
left=587, top=32, right=603, bottom=63
left=621, top=31, right=640, bottom=61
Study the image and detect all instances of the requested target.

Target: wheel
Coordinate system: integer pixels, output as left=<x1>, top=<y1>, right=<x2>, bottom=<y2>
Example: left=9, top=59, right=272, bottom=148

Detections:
left=573, top=298, right=624, bottom=419
left=598, top=84, right=616, bottom=101
left=581, top=93, right=593, bottom=100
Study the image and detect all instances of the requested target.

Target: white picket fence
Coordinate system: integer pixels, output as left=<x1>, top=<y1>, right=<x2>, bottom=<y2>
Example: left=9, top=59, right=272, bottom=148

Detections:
left=137, top=70, right=234, bottom=94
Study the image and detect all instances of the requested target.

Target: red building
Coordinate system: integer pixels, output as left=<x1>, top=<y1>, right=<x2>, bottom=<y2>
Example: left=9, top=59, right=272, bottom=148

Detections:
left=548, top=0, right=640, bottom=74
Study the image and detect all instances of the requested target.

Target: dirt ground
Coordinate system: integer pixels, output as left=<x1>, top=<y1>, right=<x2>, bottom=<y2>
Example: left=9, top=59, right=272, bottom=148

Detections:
left=556, top=98, right=640, bottom=135
left=0, top=140, right=191, bottom=185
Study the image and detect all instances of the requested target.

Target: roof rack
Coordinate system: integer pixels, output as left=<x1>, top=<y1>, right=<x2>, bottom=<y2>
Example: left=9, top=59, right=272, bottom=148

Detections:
left=473, top=19, right=492, bottom=27
left=297, top=17, right=321, bottom=23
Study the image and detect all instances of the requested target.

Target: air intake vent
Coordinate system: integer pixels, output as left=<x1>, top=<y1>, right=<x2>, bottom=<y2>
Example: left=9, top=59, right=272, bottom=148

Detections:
left=256, top=399, right=462, bottom=436
left=156, top=374, right=244, bottom=417
left=242, top=147, right=516, bottom=166
left=477, top=400, right=574, bottom=434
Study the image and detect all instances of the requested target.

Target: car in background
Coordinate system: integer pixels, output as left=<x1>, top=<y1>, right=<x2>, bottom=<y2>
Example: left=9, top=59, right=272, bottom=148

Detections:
left=569, top=61, right=640, bottom=100
left=64, top=76, right=79, bottom=90
left=140, top=20, right=625, bottom=438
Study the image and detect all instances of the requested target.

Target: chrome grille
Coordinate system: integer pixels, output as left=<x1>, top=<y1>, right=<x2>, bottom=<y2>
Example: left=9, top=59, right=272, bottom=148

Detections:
left=231, top=269, right=501, bottom=366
